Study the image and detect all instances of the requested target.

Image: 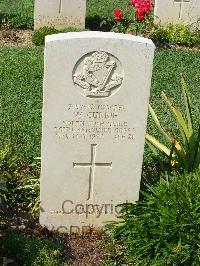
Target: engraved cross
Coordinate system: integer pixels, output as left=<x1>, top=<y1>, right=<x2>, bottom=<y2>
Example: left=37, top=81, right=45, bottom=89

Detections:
left=73, top=144, right=112, bottom=201
left=59, top=0, right=62, bottom=14
left=174, top=0, right=190, bottom=19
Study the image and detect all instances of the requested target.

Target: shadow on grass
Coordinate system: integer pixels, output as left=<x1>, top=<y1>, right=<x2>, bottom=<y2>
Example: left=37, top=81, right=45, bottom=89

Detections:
left=0, top=209, right=76, bottom=265
left=0, top=13, right=8, bottom=24
left=86, top=15, right=113, bottom=31
left=0, top=232, right=75, bottom=265
left=139, top=162, right=163, bottom=200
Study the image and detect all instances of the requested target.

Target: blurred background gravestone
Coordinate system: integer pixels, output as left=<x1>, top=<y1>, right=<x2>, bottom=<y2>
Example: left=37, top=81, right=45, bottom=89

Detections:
left=34, top=0, right=86, bottom=30
left=154, top=0, right=200, bottom=29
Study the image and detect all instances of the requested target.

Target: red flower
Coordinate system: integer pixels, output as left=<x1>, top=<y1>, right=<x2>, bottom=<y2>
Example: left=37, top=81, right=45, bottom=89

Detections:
left=114, top=9, right=123, bottom=21
left=136, top=11, right=145, bottom=20
left=130, top=0, right=139, bottom=6
left=130, top=0, right=154, bottom=17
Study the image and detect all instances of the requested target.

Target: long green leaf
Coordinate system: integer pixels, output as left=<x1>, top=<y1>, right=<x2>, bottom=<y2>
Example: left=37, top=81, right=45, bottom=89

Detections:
left=180, top=74, right=193, bottom=136
left=145, top=133, right=172, bottom=157
left=149, top=104, right=182, bottom=151
left=193, top=125, right=200, bottom=169
left=161, top=91, right=190, bottom=147
left=145, top=140, right=168, bottom=173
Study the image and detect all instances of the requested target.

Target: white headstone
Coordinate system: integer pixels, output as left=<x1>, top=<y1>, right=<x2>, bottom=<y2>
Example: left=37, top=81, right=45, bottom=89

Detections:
left=40, top=32, right=155, bottom=233
left=154, top=0, right=200, bottom=25
left=34, top=0, right=86, bottom=30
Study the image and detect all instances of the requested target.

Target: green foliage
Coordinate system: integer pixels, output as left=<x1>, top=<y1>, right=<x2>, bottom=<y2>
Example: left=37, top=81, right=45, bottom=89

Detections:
left=0, top=176, right=7, bottom=207
left=32, top=26, right=82, bottom=46
left=0, top=144, right=19, bottom=207
left=146, top=74, right=200, bottom=173
left=32, top=27, right=59, bottom=46
left=0, top=143, right=40, bottom=213
left=109, top=169, right=200, bottom=265
left=6, top=13, right=33, bottom=29
left=0, top=233, right=65, bottom=265
left=151, top=24, right=200, bottom=48
left=13, top=169, right=40, bottom=213
left=0, top=0, right=34, bottom=29
left=0, top=144, right=19, bottom=172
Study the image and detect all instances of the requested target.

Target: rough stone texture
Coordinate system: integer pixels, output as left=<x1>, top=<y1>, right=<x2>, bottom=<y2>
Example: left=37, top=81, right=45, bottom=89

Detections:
left=40, top=32, right=155, bottom=233
left=154, top=0, right=200, bottom=26
left=34, top=0, right=86, bottom=30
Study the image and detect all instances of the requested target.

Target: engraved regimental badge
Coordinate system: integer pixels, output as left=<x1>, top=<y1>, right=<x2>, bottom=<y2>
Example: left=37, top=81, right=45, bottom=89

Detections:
left=73, top=50, right=123, bottom=98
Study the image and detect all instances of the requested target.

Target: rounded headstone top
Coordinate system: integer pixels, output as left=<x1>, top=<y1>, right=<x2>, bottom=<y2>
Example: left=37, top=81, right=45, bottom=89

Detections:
left=45, top=31, right=155, bottom=47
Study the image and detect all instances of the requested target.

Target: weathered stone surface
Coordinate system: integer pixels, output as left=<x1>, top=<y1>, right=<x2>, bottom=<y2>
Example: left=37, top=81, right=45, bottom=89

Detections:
left=34, top=0, right=86, bottom=30
left=154, top=0, right=200, bottom=26
left=40, top=32, right=155, bottom=233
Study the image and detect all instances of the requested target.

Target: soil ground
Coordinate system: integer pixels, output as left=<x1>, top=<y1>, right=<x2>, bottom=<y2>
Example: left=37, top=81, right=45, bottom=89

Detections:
left=0, top=209, right=110, bottom=265
left=0, top=25, right=32, bottom=46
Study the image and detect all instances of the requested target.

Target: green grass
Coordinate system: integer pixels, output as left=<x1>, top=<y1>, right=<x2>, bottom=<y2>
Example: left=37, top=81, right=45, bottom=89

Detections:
left=87, top=0, right=129, bottom=17
left=0, top=46, right=43, bottom=162
left=0, top=0, right=129, bottom=29
left=1, top=46, right=200, bottom=163
left=0, top=232, right=65, bottom=265
left=0, top=0, right=34, bottom=28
